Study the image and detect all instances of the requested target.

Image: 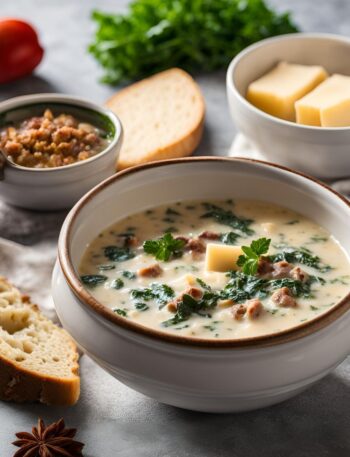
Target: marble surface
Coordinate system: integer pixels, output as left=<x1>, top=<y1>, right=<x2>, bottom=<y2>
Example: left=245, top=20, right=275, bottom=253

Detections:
left=1, top=0, right=350, bottom=455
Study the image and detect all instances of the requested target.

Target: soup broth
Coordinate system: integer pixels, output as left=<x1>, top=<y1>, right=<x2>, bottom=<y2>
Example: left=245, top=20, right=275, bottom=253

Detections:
left=79, top=200, right=350, bottom=340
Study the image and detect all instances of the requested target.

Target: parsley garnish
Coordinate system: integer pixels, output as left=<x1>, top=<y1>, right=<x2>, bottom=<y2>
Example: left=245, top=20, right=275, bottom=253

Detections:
left=143, top=233, right=186, bottom=261
left=237, top=238, right=271, bottom=275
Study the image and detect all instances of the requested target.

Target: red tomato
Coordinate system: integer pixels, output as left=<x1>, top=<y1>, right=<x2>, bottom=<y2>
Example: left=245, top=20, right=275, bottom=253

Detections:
left=0, top=19, right=44, bottom=84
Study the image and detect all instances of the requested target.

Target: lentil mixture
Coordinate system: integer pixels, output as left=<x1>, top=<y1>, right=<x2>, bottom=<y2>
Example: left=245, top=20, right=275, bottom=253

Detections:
left=0, top=109, right=109, bottom=168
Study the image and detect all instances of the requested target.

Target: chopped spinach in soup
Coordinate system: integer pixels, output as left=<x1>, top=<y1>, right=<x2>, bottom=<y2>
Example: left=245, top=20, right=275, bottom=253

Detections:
left=79, top=200, right=350, bottom=340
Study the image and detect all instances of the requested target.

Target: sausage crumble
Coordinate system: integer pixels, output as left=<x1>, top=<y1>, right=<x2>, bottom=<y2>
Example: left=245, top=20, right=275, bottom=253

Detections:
left=0, top=109, right=109, bottom=168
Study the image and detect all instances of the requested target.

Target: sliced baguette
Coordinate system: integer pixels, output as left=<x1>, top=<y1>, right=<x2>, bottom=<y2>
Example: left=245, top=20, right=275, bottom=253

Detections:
left=0, top=277, right=80, bottom=405
left=106, top=68, right=205, bottom=170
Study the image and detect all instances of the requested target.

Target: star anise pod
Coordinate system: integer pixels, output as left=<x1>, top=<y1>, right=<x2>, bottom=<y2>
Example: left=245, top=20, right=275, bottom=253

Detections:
left=12, top=417, right=84, bottom=457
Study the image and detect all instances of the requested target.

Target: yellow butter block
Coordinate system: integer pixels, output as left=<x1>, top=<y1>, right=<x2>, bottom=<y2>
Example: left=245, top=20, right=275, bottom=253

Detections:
left=247, top=62, right=328, bottom=121
left=296, top=74, right=350, bottom=127
left=205, top=243, right=243, bottom=273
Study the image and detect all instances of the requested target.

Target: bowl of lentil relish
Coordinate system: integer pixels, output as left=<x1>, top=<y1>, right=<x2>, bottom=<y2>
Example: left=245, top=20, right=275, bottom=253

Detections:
left=0, top=93, right=122, bottom=210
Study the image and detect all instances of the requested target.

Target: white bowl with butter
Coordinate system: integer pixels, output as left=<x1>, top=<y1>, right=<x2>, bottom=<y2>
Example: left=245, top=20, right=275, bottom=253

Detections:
left=52, top=157, right=350, bottom=412
left=227, top=33, right=350, bottom=179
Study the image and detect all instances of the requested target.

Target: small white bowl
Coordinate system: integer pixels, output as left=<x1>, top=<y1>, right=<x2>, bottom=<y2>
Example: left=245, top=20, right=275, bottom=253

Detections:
left=0, top=94, right=122, bottom=210
left=227, top=33, right=350, bottom=179
left=52, top=157, right=350, bottom=413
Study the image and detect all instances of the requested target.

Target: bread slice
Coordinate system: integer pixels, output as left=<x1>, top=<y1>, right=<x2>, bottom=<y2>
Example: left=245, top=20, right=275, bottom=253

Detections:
left=106, top=68, right=205, bottom=169
left=0, top=277, right=80, bottom=405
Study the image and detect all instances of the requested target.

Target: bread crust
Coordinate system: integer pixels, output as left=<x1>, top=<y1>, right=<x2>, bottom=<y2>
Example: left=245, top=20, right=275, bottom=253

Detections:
left=105, top=68, right=205, bottom=170
left=0, top=277, right=80, bottom=406
left=0, top=345, right=80, bottom=406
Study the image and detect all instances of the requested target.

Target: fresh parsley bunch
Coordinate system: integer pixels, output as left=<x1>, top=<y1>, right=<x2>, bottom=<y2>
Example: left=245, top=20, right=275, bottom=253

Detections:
left=89, top=0, right=298, bottom=84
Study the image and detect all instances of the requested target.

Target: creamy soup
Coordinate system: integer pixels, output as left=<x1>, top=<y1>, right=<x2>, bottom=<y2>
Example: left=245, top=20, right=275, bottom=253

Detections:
left=79, top=200, right=350, bottom=340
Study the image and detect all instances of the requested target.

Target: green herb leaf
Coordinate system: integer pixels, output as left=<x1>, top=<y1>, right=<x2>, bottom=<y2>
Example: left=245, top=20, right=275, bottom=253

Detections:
left=130, top=283, right=175, bottom=306
left=104, top=245, right=135, bottom=262
left=221, top=271, right=267, bottom=302
left=269, top=247, right=331, bottom=272
left=166, top=208, right=181, bottom=216
left=114, top=308, right=127, bottom=317
left=268, top=276, right=324, bottom=298
left=220, top=232, right=239, bottom=245
left=122, top=270, right=137, bottom=280
left=201, top=203, right=254, bottom=235
left=135, top=302, right=150, bottom=311
left=163, top=226, right=179, bottom=233
left=221, top=271, right=325, bottom=303
left=162, top=280, right=219, bottom=327
left=90, top=0, right=298, bottom=85
left=162, top=294, right=200, bottom=327
left=236, top=237, right=271, bottom=275
left=110, top=278, right=124, bottom=290
left=143, top=233, right=186, bottom=261
left=81, top=274, right=107, bottom=287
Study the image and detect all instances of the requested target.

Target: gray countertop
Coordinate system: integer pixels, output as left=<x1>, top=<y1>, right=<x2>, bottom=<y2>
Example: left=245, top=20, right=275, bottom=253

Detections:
left=1, top=1, right=350, bottom=455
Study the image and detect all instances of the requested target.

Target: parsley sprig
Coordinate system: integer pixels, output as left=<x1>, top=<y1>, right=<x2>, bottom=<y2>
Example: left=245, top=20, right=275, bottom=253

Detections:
left=237, top=238, right=271, bottom=275
left=143, top=233, right=186, bottom=261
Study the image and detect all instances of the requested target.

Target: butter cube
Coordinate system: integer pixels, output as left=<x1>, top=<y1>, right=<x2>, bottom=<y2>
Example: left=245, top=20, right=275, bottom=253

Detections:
left=205, top=243, right=243, bottom=273
left=296, top=74, right=350, bottom=127
left=247, top=62, right=328, bottom=121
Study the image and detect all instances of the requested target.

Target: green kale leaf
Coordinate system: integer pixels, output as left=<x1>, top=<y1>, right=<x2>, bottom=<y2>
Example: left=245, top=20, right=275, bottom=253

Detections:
left=201, top=203, right=254, bottom=235
left=104, top=245, right=135, bottom=262
left=81, top=274, right=107, bottom=287
left=269, top=247, right=331, bottom=273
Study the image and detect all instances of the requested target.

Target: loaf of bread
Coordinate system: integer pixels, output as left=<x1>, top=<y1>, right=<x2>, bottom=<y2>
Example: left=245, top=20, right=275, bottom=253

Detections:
left=106, top=68, right=205, bottom=169
left=0, top=277, right=80, bottom=405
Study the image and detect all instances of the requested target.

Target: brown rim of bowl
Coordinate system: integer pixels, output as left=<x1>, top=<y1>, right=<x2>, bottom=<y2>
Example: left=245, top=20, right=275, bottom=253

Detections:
left=58, top=156, right=350, bottom=349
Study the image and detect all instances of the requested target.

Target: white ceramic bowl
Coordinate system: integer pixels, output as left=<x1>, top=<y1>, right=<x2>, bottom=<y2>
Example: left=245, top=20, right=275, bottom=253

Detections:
left=227, top=33, right=350, bottom=179
left=52, top=157, right=350, bottom=412
left=0, top=94, right=122, bottom=210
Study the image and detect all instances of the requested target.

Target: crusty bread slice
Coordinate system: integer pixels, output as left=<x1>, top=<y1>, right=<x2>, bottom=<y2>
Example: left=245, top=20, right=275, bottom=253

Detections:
left=106, top=68, right=205, bottom=169
left=0, top=277, right=80, bottom=405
